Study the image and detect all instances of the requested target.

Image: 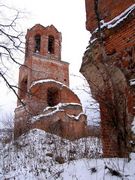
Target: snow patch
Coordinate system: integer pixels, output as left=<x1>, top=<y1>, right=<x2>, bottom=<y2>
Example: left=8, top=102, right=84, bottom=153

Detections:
left=93, top=4, right=135, bottom=33
left=130, top=79, right=135, bottom=86
left=16, top=105, right=23, bottom=109
left=130, top=153, right=135, bottom=160
left=0, top=129, right=102, bottom=179
left=89, top=38, right=97, bottom=44
left=131, top=116, right=135, bottom=134
left=55, top=102, right=82, bottom=108
left=1, top=129, right=135, bottom=179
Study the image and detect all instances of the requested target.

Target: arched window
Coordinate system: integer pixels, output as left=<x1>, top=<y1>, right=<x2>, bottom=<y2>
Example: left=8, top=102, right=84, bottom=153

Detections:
left=48, top=35, right=54, bottom=54
left=34, top=34, right=41, bottom=53
left=47, top=87, right=59, bottom=106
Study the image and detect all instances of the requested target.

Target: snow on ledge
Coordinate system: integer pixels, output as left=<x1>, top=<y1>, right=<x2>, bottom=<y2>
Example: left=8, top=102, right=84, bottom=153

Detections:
left=131, top=116, right=135, bottom=134
left=31, top=109, right=64, bottom=123
left=30, top=79, right=68, bottom=89
left=93, top=4, right=135, bottom=34
left=31, top=103, right=82, bottom=123
left=67, top=112, right=85, bottom=121
left=44, top=102, right=82, bottom=110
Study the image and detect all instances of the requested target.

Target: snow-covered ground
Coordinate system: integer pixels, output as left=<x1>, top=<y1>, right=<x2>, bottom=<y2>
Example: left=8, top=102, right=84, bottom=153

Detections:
left=0, top=129, right=135, bottom=180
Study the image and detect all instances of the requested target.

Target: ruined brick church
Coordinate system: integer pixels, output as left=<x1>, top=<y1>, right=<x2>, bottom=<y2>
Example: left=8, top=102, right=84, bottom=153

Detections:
left=14, top=24, right=87, bottom=139
left=80, top=0, right=135, bottom=157
left=14, top=0, right=135, bottom=158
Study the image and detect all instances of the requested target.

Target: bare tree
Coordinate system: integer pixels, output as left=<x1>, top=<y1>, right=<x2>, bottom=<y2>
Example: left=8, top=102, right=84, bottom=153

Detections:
left=0, top=2, right=25, bottom=102
left=0, top=113, right=14, bottom=144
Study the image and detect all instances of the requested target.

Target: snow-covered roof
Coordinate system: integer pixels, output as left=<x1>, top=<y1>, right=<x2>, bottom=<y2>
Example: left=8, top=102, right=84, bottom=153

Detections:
left=93, top=4, right=135, bottom=34
left=30, top=79, right=68, bottom=89
left=48, top=102, right=82, bottom=109
left=30, top=79, right=81, bottom=103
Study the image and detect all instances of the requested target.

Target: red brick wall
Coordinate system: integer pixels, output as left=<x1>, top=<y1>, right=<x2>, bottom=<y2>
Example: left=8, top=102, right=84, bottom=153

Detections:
left=30, top=56, right=69, bottom=86
left=17, top=24, right=69, bottom=105
left=85, top=0, right=134, bottom=32
left=104, top=18, right=135, bottom=54
left=31, top=111, right=86, bottom=140
left=28, top=81, right=81, bottom=115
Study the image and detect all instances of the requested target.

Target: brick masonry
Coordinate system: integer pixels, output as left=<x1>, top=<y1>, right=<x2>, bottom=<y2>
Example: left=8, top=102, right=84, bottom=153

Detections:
left=80, top=0, right=135, bottom=157
left=14, top=24, right=87, bottom=139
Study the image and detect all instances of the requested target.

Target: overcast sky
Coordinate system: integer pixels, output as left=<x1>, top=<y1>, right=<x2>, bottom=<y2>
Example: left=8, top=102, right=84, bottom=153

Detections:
left=0, top=0, right=100, bottom=126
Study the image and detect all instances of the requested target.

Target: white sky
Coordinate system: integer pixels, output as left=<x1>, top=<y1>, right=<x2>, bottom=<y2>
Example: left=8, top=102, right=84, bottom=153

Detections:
left=7, top=0, right=90, bottom=69
left=0, top=0, right=100, bottom=126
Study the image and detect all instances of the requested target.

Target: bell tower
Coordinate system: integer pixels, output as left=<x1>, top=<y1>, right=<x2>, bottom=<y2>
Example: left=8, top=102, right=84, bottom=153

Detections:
left=25, top=24, right=62, bottom=60
left=18, top=24, right=69, bottom=105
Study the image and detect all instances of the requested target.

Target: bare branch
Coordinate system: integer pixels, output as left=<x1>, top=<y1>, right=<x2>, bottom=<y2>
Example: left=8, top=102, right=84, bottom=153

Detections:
left=0, top=71, right=25, bottom=106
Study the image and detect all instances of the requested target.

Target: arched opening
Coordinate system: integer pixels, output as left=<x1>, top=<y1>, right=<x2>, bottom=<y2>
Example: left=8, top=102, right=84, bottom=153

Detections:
left=34, top=34, right=41, bottom=53
left=48, top=35, right=54, bottom=54
left=47, top=87, right=60, bottom=107
left=19, top=77, right=28, bottom=100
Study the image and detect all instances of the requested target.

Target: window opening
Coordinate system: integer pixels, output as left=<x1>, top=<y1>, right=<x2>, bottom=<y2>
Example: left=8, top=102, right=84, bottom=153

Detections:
left=48, top=36, right=54, bottom=54
left=47, top=88, right=59, bottom=106
left=34, top=35, right=41, bottom=53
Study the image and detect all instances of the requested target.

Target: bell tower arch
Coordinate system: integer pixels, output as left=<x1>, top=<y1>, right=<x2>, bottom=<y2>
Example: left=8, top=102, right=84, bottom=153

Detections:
left=25, top=24, right=62, bottom=60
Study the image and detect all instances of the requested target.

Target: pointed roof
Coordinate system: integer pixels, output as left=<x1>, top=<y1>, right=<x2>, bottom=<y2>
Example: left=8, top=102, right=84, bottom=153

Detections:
left=28, top=24, right=60, bottom=34
left=28, top=24, right=45, bottom=31
left=46, top=24, right=60, bottom=33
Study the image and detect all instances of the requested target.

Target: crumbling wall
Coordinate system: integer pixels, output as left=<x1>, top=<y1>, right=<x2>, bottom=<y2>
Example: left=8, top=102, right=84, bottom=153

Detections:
left=80, top=0, right=135, bottom=157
